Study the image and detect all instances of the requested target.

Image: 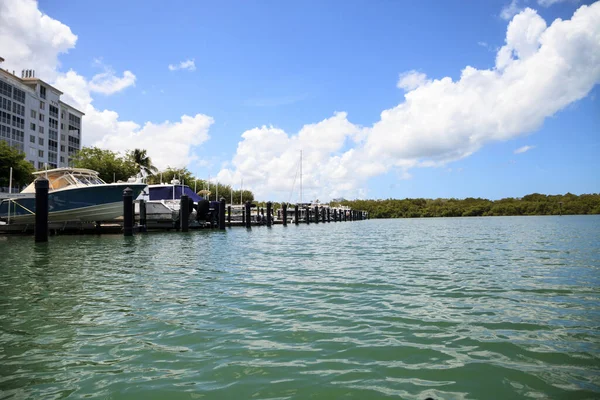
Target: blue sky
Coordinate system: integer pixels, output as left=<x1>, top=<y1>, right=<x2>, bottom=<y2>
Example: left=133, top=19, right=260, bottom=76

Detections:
left=3, top=0, right=599, bottom=200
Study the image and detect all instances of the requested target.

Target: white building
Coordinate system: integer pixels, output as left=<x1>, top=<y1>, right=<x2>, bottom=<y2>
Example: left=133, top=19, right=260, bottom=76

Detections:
left=0, top=57, right=84, bottom=169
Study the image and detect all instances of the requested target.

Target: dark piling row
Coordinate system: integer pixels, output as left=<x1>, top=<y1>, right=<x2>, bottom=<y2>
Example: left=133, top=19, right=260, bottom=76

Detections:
left=22, top=186, right=366, bottom=239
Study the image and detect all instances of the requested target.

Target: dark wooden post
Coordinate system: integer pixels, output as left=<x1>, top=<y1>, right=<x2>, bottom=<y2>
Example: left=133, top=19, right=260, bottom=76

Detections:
left=327, top=207, right=330, bottom=223
left=266, top=202, right=272, bottom=227
left=227, top=205, right=231, bottom=227
left=333, top=209, right=337, bottom=222
left=35, top=178, right=49, bottom=242
left=139, top=200, right=147, bottom=232
left=294, top=204, right=299, bottom=225
left=306, top=207, right=310, bottom=224
left=245, top=201, right=251, bottom=228
left=180, top=194, right=189, bottom=232
left=282, top=203, right=288, bottom=226
left=314, top=205, right=319, bottom=223
left=219, top=198, right=226, bottom=230
left=123, top=187, right=133, bottom=236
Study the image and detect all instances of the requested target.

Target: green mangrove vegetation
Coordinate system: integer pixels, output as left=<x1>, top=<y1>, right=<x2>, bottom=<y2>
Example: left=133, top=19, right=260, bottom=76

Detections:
left=338, top=194, right=600, bottom=218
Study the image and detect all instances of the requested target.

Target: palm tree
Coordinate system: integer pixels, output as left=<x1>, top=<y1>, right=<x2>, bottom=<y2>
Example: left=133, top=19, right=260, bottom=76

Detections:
left=129, top=149, right=158, bottom=178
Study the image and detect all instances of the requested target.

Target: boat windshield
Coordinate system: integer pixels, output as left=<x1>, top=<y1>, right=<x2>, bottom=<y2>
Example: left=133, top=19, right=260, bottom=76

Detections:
left=70, top=174, right=105, bottom=185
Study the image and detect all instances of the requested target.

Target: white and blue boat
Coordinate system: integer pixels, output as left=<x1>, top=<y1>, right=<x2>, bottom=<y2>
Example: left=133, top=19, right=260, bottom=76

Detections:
left=136, top=180, right=209, bottom=225
left=0, top=168, right=147, bottom=224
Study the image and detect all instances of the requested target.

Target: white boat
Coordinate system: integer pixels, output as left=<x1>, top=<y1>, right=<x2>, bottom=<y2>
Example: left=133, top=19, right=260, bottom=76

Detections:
left=136, top=180, right=207, bottom=225
left=0, top=168, right=147, bottom=224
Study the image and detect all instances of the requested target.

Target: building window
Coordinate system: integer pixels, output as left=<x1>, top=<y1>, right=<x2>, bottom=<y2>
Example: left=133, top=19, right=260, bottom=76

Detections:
left=60, top=123, right=63, bottom=130
left=61, top=134, right=65, bottom=141
left=12, top=116, right=24, bottom=129
left=30, top=122, right=35, bottom=130
left=69, top=113, right=81, bottom=126
left=0, top=110, right=9, bottom=124
left=39, top=126, right=44, bottom=134
left=13, top=88, right=25, bottom=103
left=12, top=103, right=24, bottom=116
left=40, top=101, right=45, bottom=110
left=40, top=86, right=46, bottom=99
left=49, top=105, right=58, bottom=118
left=0, top=125, right=9, bottom=138
left=38, top=137, right=44, bottom=146
left=0, top=81, right=12, bottom=97
left=39, top=114, right=44, bottom=122
left=31, top=109, right=36, bottom=119
left=30, top=135, right=35, bottom=143
left=60, top=156, right=65, bottom=163
left=0, top=96, right=10, bottom=111
left=38, top=150, right=44, bottom=157
left=11, top=129, right=24, bottom=142
left=60, top=145, right=65, bottom=152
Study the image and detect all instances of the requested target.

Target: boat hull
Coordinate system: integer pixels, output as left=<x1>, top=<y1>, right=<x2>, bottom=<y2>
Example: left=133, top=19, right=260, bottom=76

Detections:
left=0, top=184, right=147, bottom=224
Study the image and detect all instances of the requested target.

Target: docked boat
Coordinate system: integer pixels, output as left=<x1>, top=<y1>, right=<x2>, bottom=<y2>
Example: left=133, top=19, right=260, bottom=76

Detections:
left=137, top=180, right=207, bottom=225
left=0, top=168, right=147, bottom=224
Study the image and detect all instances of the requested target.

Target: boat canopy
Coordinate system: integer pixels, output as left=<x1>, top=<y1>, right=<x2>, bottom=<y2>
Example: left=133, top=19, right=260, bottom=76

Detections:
left=149, top=185, right=203, bottom=202
left=22, top=168, right=106, bottom=193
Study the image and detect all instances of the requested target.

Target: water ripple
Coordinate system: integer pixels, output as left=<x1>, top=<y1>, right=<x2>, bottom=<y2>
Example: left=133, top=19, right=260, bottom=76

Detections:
left=1, top=216, right=599, bottom=399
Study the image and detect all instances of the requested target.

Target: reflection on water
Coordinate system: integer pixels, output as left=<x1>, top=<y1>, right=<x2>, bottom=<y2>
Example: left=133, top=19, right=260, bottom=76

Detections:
left=0, top=216, right=599, bottom=399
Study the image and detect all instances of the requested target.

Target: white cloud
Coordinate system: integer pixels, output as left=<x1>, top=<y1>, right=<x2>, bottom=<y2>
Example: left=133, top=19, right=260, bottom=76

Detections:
left=397, top=70, right=428, bottom=91
left=1, top=0, right=212, bottom=171
left=0, top=0, right=77, bottom=80
left=216, top=112, right=374, bottom=201
left=501, top=0, right=523, bottom=20
left=514, top=145, right=535, bottom=154
left=168, top=59, right=196, bottom=71
left=89, top=69, right=136, bottom=95
left=93, top=114, right=213, bottom=169
left=218, top=3, right=600, bottom=200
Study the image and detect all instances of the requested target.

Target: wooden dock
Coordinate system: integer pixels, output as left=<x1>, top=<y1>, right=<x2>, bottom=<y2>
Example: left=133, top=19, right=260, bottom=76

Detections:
left=0, top=196, right=368, bottom=238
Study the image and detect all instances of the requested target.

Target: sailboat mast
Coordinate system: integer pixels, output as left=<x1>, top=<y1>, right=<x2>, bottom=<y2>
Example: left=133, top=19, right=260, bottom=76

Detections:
left=300, top=150, right=302, bottom=204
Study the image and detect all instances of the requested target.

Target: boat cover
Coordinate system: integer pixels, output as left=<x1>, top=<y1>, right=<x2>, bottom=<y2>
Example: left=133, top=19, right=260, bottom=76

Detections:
left=149, top=186, right=203, bottom=202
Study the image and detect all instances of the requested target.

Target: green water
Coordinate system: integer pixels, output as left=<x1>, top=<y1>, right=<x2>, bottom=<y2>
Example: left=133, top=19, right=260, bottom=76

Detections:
left=1, top=216, right=599, bottom=399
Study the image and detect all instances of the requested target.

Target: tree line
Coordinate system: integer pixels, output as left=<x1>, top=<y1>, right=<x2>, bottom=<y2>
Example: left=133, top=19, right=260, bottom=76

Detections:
left=0, top=144, right=254, bottom=202
left=71, top=147, right=255, bottom=203
left=338, top=193, right=600, bottom=218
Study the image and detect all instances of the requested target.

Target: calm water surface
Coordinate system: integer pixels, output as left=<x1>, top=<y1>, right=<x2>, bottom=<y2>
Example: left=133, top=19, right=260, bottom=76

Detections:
left=0, top=216, right=599, bottom=399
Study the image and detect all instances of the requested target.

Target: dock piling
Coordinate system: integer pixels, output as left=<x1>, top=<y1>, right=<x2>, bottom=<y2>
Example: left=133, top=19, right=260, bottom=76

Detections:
left=35, top=178, right=49, bottom=242
left=282, top=203, right=287, bottom=226
left=219, top=198, right=226, bottom=230
left=139, top=200, right=147, bottom=232
left=123, top=187, right=134, bottom=236
left=327, top=208, right=330, bottom=223
left=266, top=202, right=272, bottom=227
left=227, top=205, right=231, bottom=227
left=306, top=207, right=310, bottom=224
left=180, top=194, right=189, bottom=232
left=294, top=204, right=299, bottom=225
left=314, top=206, right=319, bottom=224
left=245, top=201, right=251, bottom=228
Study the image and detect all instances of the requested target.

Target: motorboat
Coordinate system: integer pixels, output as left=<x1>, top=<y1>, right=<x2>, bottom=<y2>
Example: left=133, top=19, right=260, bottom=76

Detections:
left=0, top=168, right=147, bottom=224
left=137, top=180, right=207, bottom=225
